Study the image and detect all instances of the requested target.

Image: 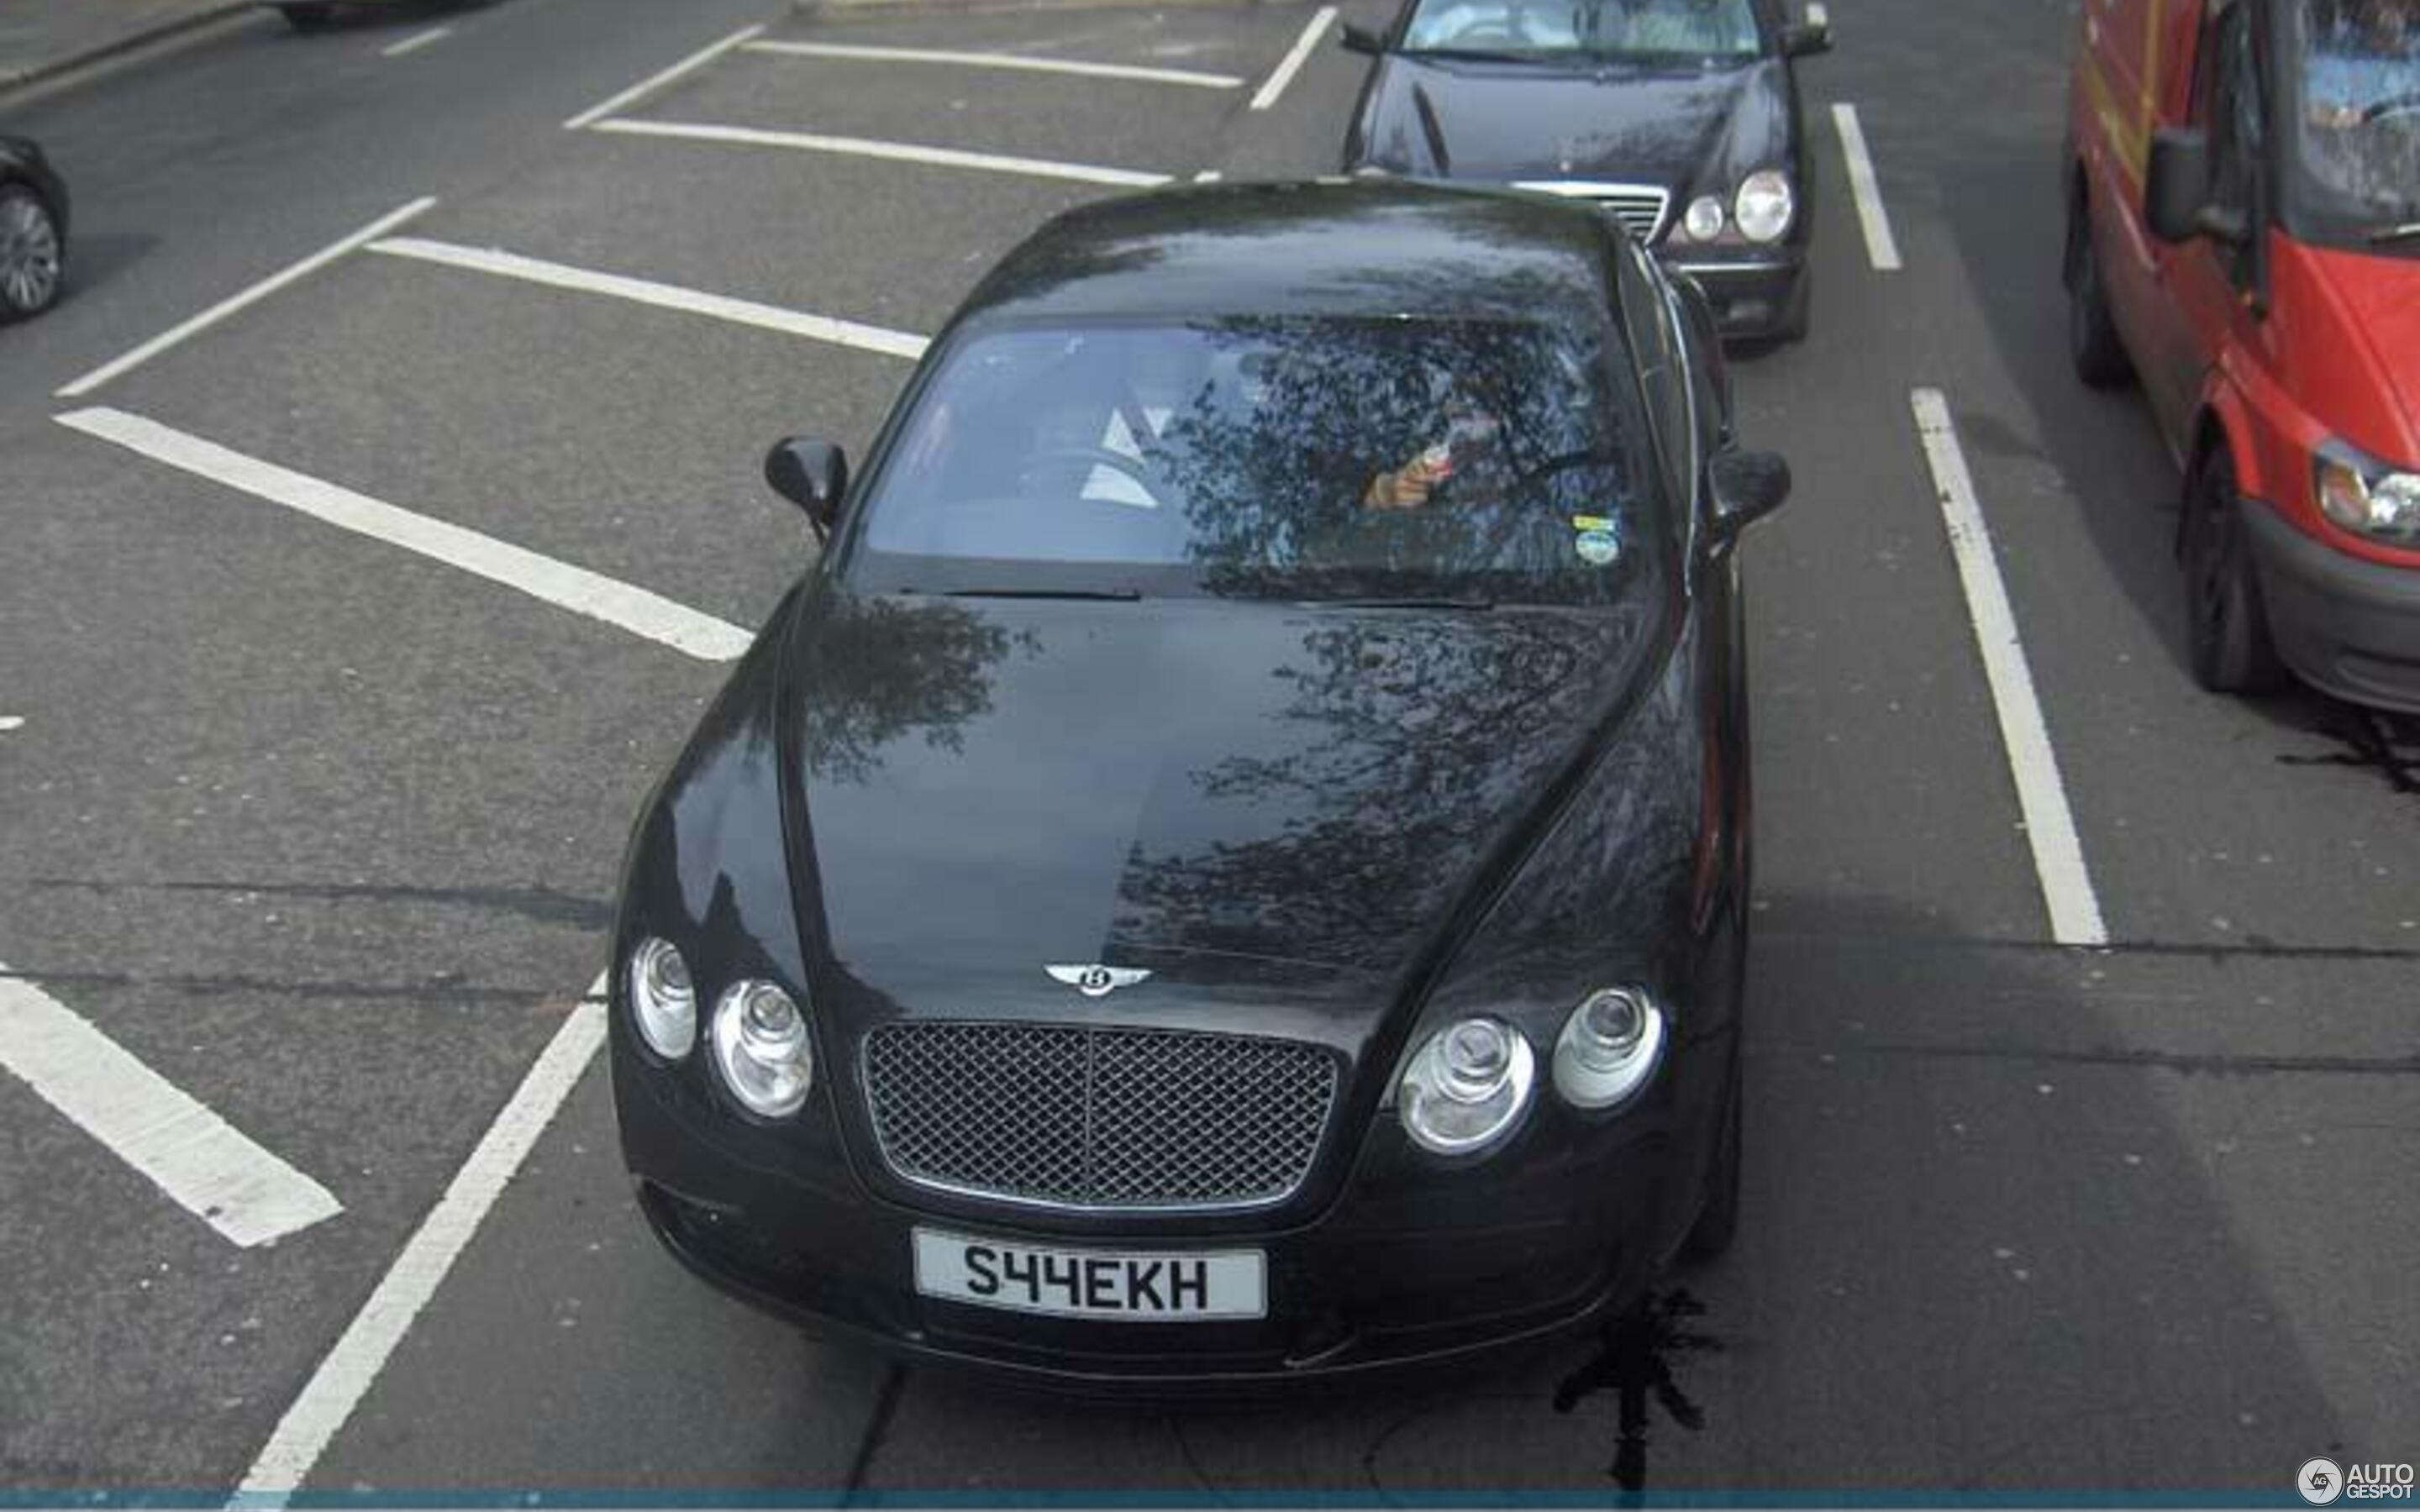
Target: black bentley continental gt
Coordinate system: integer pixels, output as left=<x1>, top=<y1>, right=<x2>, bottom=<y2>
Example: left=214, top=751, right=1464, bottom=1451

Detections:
left=1340, top=0, right=1831, bottom=342
left=611, top=180, right=1789, bottom=1388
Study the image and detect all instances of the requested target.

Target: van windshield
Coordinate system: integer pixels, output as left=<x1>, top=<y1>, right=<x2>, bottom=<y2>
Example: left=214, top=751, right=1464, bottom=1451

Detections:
left=2285, top=0, right=2420, bottom=247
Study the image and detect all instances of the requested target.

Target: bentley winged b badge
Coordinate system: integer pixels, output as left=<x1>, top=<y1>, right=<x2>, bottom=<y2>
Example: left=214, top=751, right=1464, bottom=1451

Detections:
left=1045, top=963, right=1153, bottom=997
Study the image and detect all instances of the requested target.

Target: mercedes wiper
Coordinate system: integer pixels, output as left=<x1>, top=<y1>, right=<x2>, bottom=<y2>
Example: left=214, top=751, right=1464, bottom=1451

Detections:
left=1402, top=46, right=1561, bottom=63
left=934, top=587, right=1143, bottom=601
left=1313, top=596, right=1496, bottom=611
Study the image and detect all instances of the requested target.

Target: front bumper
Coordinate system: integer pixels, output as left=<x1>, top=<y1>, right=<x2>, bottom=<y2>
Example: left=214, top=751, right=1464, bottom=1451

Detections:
left=2243, top=501, right=2420, bottom=713
left=613, top=1033, right=1728, bottom=1393
left=1665, top=249, right=1807, bottom=341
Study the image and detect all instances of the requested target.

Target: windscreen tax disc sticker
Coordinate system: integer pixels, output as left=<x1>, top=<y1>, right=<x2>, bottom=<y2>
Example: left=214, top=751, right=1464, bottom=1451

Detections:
left=1574, top=523, right=1622, bottom=566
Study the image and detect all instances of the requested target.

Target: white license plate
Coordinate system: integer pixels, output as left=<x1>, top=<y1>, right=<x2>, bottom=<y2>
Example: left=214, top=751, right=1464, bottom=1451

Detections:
left=911, top=1227, right=1265, bottom=1321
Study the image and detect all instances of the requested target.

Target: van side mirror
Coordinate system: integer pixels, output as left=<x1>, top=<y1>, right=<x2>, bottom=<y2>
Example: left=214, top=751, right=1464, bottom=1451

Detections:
left=1339, top=21, right=1383, bottom=54
left=1707, top=449, right=1791, bottom=543
left=765, top=436, right=849, bottom=535
left=1779, top=21, right=1833, bottom=57
left=2144, top=128, right=2243, bottom=244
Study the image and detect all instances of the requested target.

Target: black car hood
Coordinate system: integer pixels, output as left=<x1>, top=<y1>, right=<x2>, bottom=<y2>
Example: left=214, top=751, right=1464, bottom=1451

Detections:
left=1354, top=55, right=1790, bottom=198
left=785, top=590, right=1661, bottom=1009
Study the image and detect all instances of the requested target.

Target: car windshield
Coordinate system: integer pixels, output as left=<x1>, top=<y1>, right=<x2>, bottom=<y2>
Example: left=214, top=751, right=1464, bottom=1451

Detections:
left=2285, top=0, right=2420, bottom=242
left=847, top=316, right=1665, bottom=607
left=1398, top=0, right=1764, bottom=62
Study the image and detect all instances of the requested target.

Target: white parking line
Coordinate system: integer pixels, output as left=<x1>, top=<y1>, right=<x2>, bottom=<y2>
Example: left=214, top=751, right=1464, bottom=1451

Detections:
left=1193, top=169, right=1224, bottom=182
left=55, top=197, right=435, bottom=399
left=1807, top=3, right=1828, bottom=27
left=0, top=716, right=22, bottom=733
left=0, top=964, right=344, bottom=1248
left=1249, top=5, right=1338, bottom=111
left=381, top=24, right=452, bottom=58
left=562, top=23, right=765, bottom=131
left=56, top=409, right=753, bottom=664
left=592, top=118, right=1171, bottom=188
left=371, top=238, right=929, bottom=360
left=742, top=39, right=1243, bottom=89
left=235, top=979, right=608, bottom=1503
left=1909, top=389, right=2108, bottom=948
left=1830, top=102, right=1902, bottom=273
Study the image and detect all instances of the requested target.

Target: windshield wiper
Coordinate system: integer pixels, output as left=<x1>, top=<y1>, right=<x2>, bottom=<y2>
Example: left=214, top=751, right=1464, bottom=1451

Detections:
left=2365, top=221, right=2420, bottom=244
left=933, top=587, right=1142, bottom=601
left=1312, top=596, right=1496, bottom=612
left=1402, top=46, right=1560, bottom=63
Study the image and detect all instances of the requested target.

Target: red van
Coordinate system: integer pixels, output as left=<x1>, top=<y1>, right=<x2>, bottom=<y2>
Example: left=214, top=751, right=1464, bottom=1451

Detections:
left=2064, top=0, right=2419, bottom=710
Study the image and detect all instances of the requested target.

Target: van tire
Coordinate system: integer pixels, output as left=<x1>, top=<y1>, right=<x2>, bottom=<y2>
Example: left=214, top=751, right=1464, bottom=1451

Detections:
left=2066, top=189, right=2132, bottom=389
left=279, top=3, right=335, bottom=29
left=2182, top=445, right=2291, bottom=695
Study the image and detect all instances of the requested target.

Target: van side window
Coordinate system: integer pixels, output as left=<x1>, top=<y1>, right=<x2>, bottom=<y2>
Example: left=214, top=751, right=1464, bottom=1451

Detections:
left=2202, top=4, right=2266, bottom=282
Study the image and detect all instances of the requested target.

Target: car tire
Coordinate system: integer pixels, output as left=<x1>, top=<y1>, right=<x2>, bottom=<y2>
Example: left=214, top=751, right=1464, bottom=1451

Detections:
left=2181, top=445, right=2291, bottom=696
left=0, top=184, right=65, bottom=322
left=279, top=3, right=336, bottom=29
left=1680, top=1045, right=1743, bottom=1263
left=2065, top=189, right=2132, bottom=389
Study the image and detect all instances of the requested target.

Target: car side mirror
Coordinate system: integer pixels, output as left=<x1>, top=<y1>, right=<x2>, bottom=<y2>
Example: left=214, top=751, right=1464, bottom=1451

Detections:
left=765, top=436, right=849, bottom=536
left=1339, top=21, right=1384, bottom=54
left=2144, top=127, right=2239, bottom=244
left=1707, top=449, right=1791, bottom=543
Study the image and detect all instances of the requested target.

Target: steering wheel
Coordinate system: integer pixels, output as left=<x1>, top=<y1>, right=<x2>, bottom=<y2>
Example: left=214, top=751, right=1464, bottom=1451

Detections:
left=1015, top=446, right=1164, bottom=507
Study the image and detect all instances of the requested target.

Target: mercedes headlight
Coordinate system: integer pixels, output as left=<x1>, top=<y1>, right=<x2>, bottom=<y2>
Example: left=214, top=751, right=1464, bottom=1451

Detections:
left=2316, top=442, right=2420, bottom=544
left=1734, top=170, right=1794, bottom=244
left=1398, top=1017, right=1536, bottom=1155
left=626, top=937, right=696, bottom=1061
left=1680, top=194, right=1727, bottom=242
left=710, top=980, right=813, bottom=1117
left=1552, top=988, right=1668, bottom=1110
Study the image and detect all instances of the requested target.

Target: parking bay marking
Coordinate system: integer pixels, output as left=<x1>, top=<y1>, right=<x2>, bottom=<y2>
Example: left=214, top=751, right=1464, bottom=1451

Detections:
left=562, top=23, right=765, bottom=131
left=1910, top=389, right=2109, bottom=948
left=55, top=197, right=436, bottom=399
left=0, top=963, right=343, bottom=1247
left=743, top=39, right=1244, bottom=90
left=1250, top=5, right=1339, bottom=111
left=591, top=118, right=1172, bottom=188
left=370, top=238, right=929, bottom=360
left=55, top=408, right=752, bottom=664
left=381, top=25, right=452, bottom=58
left=235, top=979, right=607, bottom=1502
left=1831, top=102, right=1903, bottom=273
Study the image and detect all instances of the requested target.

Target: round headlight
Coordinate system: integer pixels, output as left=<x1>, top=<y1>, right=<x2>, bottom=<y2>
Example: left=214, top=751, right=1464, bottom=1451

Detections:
left=1552, top=987, right=1667, bottom=1110
left=710, top=980, right=813, bottom=1117
left=1681, top=194, right=1727, bottom=242
left=1398, top=1016, right=1535, bottom=1155
left=626, top=937, right=695, bottom=1061
left=1734, top=171, right=1794, bottom=244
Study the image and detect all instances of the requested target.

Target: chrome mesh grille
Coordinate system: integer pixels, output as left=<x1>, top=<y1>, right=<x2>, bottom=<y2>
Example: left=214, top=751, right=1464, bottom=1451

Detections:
left=1512, top=181, right=1672, bottom=243
left=861, top=1022, right=1338, bottom=1210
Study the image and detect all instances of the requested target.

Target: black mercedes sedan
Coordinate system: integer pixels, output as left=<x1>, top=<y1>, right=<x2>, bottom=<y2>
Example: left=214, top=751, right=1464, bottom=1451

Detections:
left=610, top=180, right=1789, bottom=1389
left=1, top=137, right=68, bottom=323
left=1340, top=0, right=1830, bottom=342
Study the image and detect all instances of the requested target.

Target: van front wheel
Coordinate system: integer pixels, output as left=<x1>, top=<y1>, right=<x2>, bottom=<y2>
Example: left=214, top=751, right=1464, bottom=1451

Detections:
left=2066, top=188, right=2132, bottom=388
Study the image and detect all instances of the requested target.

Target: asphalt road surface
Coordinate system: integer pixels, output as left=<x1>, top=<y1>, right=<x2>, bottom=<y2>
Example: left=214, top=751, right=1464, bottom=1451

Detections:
left=2, top=0, right=2415, bottom=1496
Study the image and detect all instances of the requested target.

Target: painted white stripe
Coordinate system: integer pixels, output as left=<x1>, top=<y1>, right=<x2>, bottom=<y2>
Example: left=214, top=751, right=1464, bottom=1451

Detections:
left=56, top=409, right=753, bottom=664
left=1806, top=3, right=1828, bottom=27
left=1831, top=102, right=1902, bottom=273
left=0, top=964, right=342, bottom=1247
left=56, top=198, right=435, bottom=399
left=1193, top=168, right=1224, bottom=182
left=592, top=118, right=1170, bottom=188
left=234, top=982, right=608, bottom=1501
left=562, top=23, right=765, bottom=131
left=1249, top=5, right=1337, bottom=111
left=370, top=238, right=929, bottom=360
left=1909, top=389, right=2108, bottom=948
left=0, top=716, right=21, bottom=733
left=381, top=24, right=452, bottom=58
left=742, top=39, right=1242, bottom=89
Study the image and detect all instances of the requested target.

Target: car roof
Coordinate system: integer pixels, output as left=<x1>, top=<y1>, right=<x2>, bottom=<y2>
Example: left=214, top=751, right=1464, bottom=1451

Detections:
left=952, top=178, right=1633, bottom=333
